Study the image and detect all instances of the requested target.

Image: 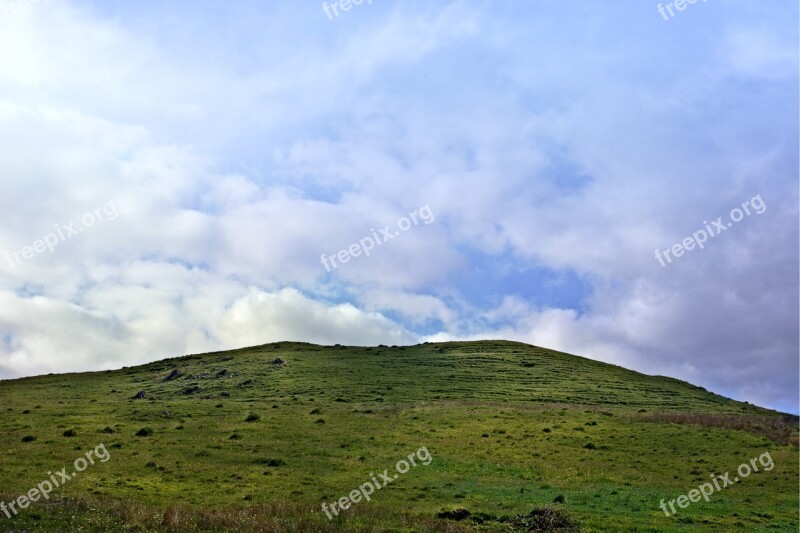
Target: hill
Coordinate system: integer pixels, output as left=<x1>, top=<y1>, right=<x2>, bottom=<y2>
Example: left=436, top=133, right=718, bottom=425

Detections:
left=0, top=340, right=797, bottom=531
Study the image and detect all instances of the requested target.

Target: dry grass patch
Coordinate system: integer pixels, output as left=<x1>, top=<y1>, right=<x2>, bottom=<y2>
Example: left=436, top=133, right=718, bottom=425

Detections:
left=633, top=412, right=799, bottom=445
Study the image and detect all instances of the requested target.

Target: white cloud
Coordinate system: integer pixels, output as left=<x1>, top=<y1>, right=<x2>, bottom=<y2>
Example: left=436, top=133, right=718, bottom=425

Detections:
left=0, top=0, right=795, bottom=413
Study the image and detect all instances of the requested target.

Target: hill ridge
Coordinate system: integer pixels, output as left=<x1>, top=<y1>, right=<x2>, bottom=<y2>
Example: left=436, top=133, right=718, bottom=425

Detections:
left=1, top=339, right=777, bottom=414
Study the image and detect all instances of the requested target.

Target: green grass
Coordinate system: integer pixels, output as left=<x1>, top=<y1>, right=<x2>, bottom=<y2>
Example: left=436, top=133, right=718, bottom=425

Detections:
left=0, top=340, right=796, bottom=531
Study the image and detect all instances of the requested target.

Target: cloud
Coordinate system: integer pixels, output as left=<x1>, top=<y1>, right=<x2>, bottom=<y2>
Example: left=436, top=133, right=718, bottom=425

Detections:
left=0, top=264, right=416, bottom=379
left=0, top=0, right=796, bottom=413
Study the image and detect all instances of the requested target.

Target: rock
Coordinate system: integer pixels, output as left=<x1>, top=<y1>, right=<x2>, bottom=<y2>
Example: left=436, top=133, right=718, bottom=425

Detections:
left=132, top=391, right=146, bottom=400
left=164, top=369, right=181, bottom=381
left=271, top=358, right=286, bottom=365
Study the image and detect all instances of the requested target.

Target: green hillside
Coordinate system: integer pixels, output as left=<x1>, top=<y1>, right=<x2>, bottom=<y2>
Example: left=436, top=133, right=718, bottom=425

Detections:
left=0, top=340, right=797, bottom=532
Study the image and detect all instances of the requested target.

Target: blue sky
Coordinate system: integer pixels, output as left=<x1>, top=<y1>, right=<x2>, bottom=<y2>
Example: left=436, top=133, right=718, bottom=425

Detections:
left=0, top=0, right=797, bottom=412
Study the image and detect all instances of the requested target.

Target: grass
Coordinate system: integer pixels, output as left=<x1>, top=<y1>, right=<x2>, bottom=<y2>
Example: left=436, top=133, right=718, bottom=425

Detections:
left=0, top=340, right=796, bottom=531
left=633, top=412, right=800, bottom=446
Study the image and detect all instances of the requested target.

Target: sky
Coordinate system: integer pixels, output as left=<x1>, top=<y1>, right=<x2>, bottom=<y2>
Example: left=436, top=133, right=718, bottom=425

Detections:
left=0, top=0, right=797, bottom=413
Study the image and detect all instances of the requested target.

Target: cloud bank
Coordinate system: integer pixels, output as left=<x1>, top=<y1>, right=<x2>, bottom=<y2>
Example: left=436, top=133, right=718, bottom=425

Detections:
left=0, top=0, right=797, bottom=412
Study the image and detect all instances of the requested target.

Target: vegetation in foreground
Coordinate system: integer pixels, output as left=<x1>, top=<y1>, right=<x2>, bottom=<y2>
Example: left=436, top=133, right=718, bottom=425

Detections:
left=0, top=340, right=797, bottom=532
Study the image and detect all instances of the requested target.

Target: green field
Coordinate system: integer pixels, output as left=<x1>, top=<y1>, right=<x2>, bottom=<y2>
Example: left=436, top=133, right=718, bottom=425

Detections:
left=0, top=340, right=797, bottom=531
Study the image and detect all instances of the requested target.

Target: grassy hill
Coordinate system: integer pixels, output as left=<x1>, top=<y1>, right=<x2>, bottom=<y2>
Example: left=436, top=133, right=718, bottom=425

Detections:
left=0, top=340, right=796, bottom=532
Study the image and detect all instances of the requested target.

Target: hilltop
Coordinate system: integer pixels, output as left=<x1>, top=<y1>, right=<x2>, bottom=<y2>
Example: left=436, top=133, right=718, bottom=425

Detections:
left=0, top=340, right=797, bottom=531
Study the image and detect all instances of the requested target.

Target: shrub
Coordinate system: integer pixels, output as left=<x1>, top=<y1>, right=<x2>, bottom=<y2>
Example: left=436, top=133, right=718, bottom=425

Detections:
left=136, top=427, right=154, bottom=437
left=63, top=429, right=77, bottom=437
left=256, top=458, right=286, bottom=467
left=511, top=507, right=581, bottom=532
left=21, top=435, right=36, bottom=442
left=436, top=508, right=471, bottom=521
left=245, top=413, right=261, bottom=422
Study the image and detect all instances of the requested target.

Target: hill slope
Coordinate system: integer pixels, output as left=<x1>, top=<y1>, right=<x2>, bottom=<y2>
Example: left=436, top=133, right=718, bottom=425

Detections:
left=0, top=340, right=797, bottom=532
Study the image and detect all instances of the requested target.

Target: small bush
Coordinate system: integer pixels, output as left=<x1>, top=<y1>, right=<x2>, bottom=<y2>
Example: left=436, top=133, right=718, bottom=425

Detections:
left=256, top=458, right=286, bottom=467
left=136, top=427, right=154, bottom=437
left=245, top=413, right=261, bottom=422
left=511, top=507, right=581, bottom=532
left=21, top=435, right=36, bottom=442
left=436, top=508, right=471, bottom=521
left=63, top=429, right=78, bottom=437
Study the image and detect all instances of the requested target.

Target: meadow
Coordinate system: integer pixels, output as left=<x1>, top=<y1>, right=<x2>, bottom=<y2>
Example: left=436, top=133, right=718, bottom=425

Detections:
left=0, top=340, right=796, bottom=531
